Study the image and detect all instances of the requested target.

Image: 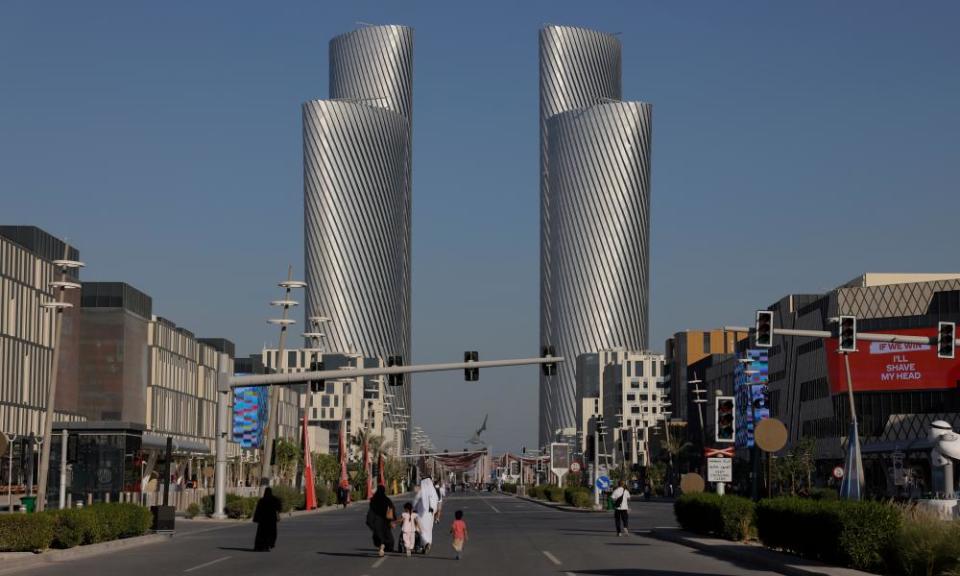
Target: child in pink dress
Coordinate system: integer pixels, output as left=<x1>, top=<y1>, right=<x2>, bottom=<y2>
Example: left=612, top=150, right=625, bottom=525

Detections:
left=400, top=502, right=420, bottom=556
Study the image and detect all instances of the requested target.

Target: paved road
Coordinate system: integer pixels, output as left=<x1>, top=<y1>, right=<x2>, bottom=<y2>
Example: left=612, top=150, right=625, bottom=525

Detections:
left=21, top=491, right=780, bottom=576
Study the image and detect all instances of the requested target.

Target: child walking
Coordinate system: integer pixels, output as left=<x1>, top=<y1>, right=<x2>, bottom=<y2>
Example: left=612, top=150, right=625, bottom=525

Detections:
left=450, top=510, right=468, bottom=560
left=400, top=502, right=420, bottom=557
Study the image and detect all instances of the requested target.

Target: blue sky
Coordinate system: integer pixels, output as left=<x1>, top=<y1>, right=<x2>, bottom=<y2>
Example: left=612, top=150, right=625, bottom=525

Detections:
left=2, top=1, right=958, bottom=452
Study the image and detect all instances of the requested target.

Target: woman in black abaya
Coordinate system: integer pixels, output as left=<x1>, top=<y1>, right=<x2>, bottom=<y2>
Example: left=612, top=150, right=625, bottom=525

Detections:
left=366, top=485, right=396, bottom=557
left=253, top=487, right=281, bottom=551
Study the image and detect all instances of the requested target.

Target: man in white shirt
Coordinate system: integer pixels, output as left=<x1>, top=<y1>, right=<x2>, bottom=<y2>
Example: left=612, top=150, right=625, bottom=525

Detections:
left=611, top=480, right=630, bottom=536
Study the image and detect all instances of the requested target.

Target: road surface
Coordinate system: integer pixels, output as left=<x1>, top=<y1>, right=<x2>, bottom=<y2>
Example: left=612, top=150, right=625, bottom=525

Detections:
left=20, top=491, right=779, bottom=576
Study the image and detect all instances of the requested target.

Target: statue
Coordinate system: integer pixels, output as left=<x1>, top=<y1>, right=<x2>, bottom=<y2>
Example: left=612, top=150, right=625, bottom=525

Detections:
left=930, top=420, right=960, bottom=498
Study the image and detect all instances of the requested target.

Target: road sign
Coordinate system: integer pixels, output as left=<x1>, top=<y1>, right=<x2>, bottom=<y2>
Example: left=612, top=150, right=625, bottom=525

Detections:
left=680, top=473, right=705, bottom=494
left=755, top=418, right=788, bottom=453
left=704, top=447, right=735, bottom=458
left=707, top=458, right=733, bottom=483
left=569, top=461, right=581, bottom=474
left=596, top=475, right=611, bottom=491
left=832, top=466, right=845, bottom=480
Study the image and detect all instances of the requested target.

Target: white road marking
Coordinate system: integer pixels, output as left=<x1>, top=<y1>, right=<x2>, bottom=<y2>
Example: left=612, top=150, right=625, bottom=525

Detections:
left=372, top=557, right=387, bottom=569
left=482, top=497, right=501, bottom=513
left=542, top=550, right=562, bottom=565
left=184, top=556, right=231, bottom=573
left=566, top=572, right=577, bottom=576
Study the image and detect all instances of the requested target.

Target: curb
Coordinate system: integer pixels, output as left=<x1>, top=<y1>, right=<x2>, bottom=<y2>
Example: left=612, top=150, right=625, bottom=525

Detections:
left=647, top=528, right=876, bottom=576
left=515, top=495, right=604, bottom=514
left=0, top=534, right=170, bottom=576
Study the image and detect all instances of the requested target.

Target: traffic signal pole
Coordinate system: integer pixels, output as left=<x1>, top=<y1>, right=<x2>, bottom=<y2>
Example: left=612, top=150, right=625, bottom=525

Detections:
left=214, top=354, right=563, bottom=516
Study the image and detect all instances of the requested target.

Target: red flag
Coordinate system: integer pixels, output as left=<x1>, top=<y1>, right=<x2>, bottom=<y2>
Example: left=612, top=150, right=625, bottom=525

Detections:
left=378, top=453, right=385, bottom=487
left=338, top=425, right=349, bottom=501
left=364, top=438, right=373, bottom=499
left=302, top=413, right=317, bottom=510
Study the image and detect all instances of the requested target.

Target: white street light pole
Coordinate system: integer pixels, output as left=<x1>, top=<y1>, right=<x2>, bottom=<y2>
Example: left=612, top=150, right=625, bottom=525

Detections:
left=260, top=267, right=305, bottom=490
left=35, top=249, right=83, bottom=512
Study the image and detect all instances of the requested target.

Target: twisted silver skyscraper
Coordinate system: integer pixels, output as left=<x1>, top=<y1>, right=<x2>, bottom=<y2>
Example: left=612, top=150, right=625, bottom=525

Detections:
left=304, top=25, right=413, bottom=420
left=539, top=26, right=652, bottom=445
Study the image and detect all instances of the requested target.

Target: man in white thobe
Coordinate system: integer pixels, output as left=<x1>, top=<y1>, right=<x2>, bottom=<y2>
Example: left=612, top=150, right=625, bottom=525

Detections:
left=416, top=477, right=439, bottom=553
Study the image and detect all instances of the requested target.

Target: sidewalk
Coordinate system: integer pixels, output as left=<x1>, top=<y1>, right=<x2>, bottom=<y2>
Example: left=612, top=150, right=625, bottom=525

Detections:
left=648, top=528, right=878, bottom=576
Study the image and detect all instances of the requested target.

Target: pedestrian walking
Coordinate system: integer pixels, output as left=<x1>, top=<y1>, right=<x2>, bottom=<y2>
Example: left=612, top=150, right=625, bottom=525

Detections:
left=399, top=502, right=420, bottom=556
left=252, top=487, right=281, bottom=551
left=611, top=480, right=630, bottom=536
left=337, top=480, right=350, bottom=509
left=415, top=477, right=439, bottom=554
left=450, top=509, right=468, bottom=560
left=366, top=485, right=396, bottom=557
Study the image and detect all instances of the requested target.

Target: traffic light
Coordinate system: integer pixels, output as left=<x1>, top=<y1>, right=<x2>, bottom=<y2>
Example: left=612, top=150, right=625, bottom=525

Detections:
left=464, top=350, right=479, bottom=381
left=388, top=355, right=404, bottom=386
left=938, top=322, right=956, bottom=359
left=541, top=346, right=557, bottom=376
left=308, top=360, right=325, bottom=393
left=715, top=396, right=735, bottom=443
left=839, top=316, right=857, bottom=352
left=755, top=310, right=774, bottom=348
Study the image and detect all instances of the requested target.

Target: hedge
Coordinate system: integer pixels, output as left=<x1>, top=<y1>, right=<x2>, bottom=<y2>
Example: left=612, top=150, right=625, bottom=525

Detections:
left=500, top=483, right=518, bottom=494
left=565, top=488, right=593, bottom=509
left=0, top=514, right=55, bottom=552
left=755, top=497, right=900, bottom=572
left=0, top=503, right=151, bottom=552
left=674, top=493, right=755, bottom=541
left=270, top=484, right=305, bottom=513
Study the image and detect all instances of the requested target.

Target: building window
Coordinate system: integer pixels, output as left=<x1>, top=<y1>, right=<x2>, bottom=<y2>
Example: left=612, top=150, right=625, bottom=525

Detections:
left=631, top=406, right=640, bottom=414
left=703, top=332, right=711, bottom=353
left=321, top=395, right=330, bottom=407
left=626, top=362, right=631, bottom=377
left=636, top=362, right=644, bottom=377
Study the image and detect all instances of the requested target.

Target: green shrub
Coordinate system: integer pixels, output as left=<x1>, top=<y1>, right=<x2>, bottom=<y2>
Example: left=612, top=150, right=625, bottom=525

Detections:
left=51, top=508, right=101, bottom=548
left=316, top=485, right=337, bottom=507
left=543, top=485, right=565, bottom=503
left=894, top=504, right=960, bottom=576
left=674, top=493, right=754, bottom=541
left=185, top=503, right=201, bottom=519
left=755, top=497, right=900, bottom=572
left=224, top=495, right=258, bottom=519
left=0, top=514, right=55, bottom=551
left=501, top=483, right=518, bottom=494
left=569, top=490, right=593, bottom=509
left=808, top=487, right=839, bottom=501
left=528, top=485, right=545, bottom=500
left=270, top=484, right=305, bottom=513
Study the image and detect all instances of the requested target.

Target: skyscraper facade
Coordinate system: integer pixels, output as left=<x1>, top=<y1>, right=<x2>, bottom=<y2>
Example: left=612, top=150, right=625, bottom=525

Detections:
left=303, top=25, right=413, bottom=434
left=539, top=26, right=652, bottom=446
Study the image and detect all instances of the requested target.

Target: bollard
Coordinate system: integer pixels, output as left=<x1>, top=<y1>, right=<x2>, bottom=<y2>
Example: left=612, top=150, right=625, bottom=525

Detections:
left=105, top=492, right=111, bottom=503
left=87, top=493, right=93, bottom=506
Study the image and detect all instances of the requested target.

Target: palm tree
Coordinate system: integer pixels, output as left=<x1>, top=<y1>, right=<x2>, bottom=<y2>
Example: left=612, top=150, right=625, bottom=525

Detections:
left=661, top=422, right=691, bottom=492
left=350, top=429, right=395, bottom=459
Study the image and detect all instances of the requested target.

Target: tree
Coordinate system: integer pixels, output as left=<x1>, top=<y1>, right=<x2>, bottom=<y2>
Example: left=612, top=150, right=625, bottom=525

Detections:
left=794, top=436, right=816, bottom=491
left=350, top=429, right=395, bottom=460
left=274, top=438, right=302, bottom=483
left=312, top=453, right=340, bottom=487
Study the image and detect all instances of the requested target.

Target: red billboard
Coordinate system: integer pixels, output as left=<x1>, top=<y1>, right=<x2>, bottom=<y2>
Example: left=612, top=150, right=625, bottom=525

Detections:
left=826, top=328, right=960, bottom=394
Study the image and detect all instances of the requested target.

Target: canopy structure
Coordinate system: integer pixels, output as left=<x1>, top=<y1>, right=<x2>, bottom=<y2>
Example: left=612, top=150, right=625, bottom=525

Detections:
left=432, top=452, right=485, bottom=472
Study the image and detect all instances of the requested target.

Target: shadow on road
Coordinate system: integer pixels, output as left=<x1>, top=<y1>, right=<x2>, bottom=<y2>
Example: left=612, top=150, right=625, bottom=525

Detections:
left=216, top=547, right=258, bottom=553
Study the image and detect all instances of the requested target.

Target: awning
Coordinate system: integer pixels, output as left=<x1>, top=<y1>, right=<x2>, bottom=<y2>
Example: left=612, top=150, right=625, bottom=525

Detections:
left=141, top=434, right=211, bottom=455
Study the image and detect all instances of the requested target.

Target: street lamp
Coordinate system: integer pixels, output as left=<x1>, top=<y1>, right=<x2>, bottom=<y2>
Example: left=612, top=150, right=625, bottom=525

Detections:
left=35, top=254, right=83, bottom=512
left=260, top=268, right=306, bottom=489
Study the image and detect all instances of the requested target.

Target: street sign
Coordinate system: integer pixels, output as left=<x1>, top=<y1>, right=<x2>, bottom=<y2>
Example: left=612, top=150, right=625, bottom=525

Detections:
left=707, top=458, right=733, bottom=483
left=596, top=475, right=611, bottom=491
left=569, top=461, right=581, bottom=474
left=680, top=473, right=705, bottom=494
left=832, top=466, right=845, bottom=480
left=550, top=443, right=571, bottom=486
left=755, top=418, right=788, bottom=453
left=704, top=447, right=735, bottom=458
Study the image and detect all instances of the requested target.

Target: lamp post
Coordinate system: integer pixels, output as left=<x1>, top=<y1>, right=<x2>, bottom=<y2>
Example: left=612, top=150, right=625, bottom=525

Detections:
left=35, top=252, right=83, bottom=512
left=260, top=267, right=305, bottom=490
